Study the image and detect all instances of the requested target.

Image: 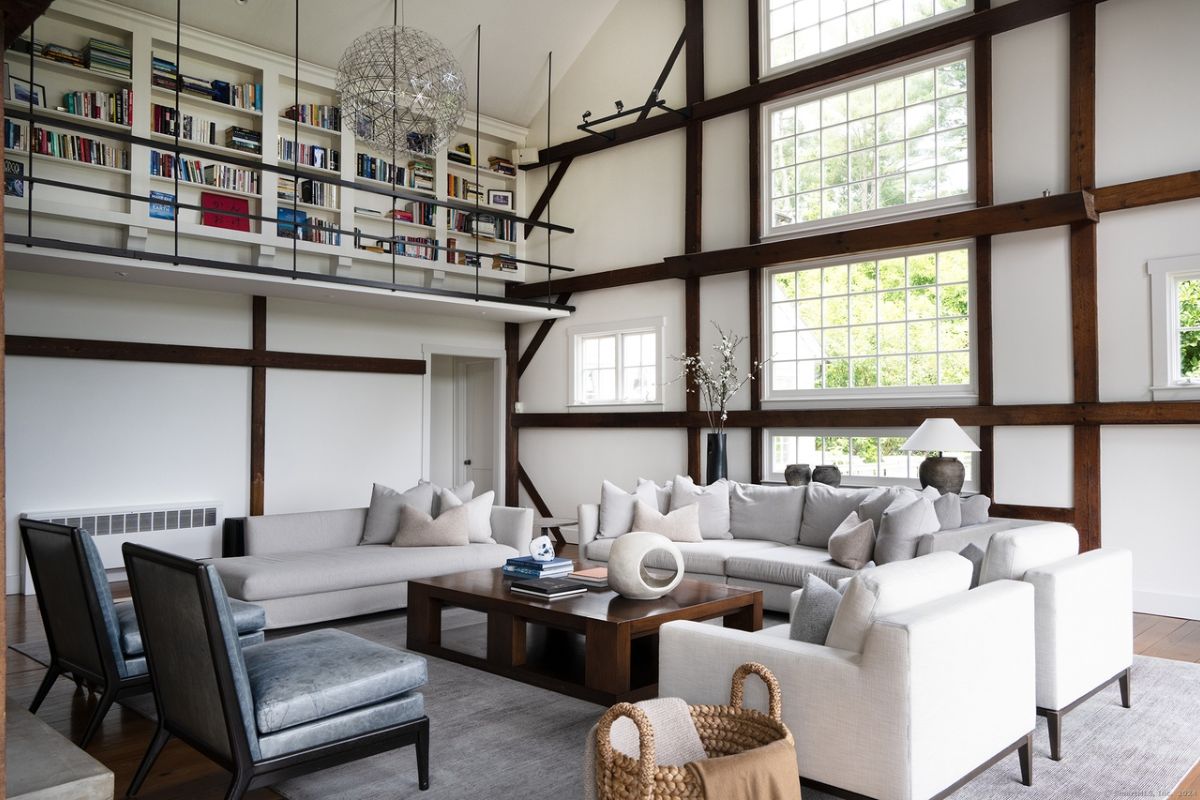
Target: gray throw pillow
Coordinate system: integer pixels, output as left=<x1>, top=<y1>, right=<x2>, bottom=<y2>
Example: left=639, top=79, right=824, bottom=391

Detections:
left=391, top=503, right=470, bottom=547
left=636, top=478, right=672, bottom=514
left=827, top=512, right=876, bottom=570
left=439, top=489, right=495, bottom=544
left=855, top=486, right=908, bottom=533
left=598, top=480, right=660, bottom=538
left=960, top=543, right=985, bottom=588
left=962, top=494, right=991, bottom=526
left=424, top=480, right=474, bottom=517
left=873, top=495, right=940, bottom=564
left=789, top=574, right=845, bottom=644
left=933, top=492, right=962, bottom=530
left=361, top=482, right=435, bottom=545
left=729, top=483, right=805, bottom=543
left=798, top=483, right=876, bottom=548
left=669, top=476, right=732, bottom=540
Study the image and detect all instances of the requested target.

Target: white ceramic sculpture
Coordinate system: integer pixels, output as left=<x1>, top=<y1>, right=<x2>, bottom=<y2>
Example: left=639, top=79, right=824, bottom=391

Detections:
left=607, top=531, right=686, bottom=600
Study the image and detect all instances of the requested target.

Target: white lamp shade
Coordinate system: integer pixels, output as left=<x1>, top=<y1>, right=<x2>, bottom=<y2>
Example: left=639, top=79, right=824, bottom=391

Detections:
left=901, top=418, right=981, bottom=453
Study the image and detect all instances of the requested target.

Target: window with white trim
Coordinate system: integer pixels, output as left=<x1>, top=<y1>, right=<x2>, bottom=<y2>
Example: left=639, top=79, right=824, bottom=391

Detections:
left=767, top=428, right=978, bottom=490
left=1147, top=255, right=1200, bottom=401
left=765, top=243, right=974, bottom=401
left=764, top=48, right=972, bottom=238
left=569, top=319, right=663, bottom=406
left=761, top=0, right=971, bottom=76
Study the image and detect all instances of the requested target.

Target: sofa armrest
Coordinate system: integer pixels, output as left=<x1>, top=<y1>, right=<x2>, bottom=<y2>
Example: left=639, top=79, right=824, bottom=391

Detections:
left=1024, top=548, right=1132, bottom=710
left=577, top=504, right=599, bottom=551
left=490, top=506, right=533, bottom=552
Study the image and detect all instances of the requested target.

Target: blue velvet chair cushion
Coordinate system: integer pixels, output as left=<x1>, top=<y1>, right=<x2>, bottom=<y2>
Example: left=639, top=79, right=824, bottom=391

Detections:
left=257, top=691, right=425, bottom=760
left=242, top=629, right=428, bottom=734
left=115, top=598, right=266, bottom=658
left=77, top=531, right=129, bottom=677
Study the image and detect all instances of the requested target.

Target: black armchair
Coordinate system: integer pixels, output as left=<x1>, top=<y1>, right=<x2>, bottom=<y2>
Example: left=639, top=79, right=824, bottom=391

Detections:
left=123, top=543, right=430, bottom=800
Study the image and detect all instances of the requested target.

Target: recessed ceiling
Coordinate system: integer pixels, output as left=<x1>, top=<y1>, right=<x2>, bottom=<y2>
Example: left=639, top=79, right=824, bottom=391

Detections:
left=100, top=0, right=619, bottom=126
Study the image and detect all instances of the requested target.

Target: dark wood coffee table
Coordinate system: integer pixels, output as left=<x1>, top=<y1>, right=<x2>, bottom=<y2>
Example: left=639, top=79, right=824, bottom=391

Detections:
left=406, top=567, right=763, bottom=705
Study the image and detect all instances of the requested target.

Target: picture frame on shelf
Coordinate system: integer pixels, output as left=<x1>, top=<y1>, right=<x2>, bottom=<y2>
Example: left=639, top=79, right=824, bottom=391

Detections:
left=487, top=189, right=513, bottom=210
left=7, top=69, right=46, bottom=107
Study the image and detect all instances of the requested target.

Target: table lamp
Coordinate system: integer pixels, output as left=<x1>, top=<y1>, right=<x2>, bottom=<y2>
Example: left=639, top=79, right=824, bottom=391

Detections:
left=901, top=418, right=981, bottom=494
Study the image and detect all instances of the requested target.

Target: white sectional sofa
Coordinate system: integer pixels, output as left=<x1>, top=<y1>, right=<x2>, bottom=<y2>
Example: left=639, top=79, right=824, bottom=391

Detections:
left=212, top=505, right=533, bottom=628
left=579, top=481, right=1068, bottom=612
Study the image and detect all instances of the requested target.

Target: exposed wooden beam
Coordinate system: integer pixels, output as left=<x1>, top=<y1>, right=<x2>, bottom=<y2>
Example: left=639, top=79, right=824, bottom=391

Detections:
left=517, top=293, right=573, bottom=377
left=517, top=463, right=559, bottom=537
left=1093, top=170, right=1200, bottom=212
left=505, top=323, right=520, bottom=507
left=990, top=504, right=1075, bottom=524
left=748, top=0, right=764, bottom=483
left=1073, top=424, right=1101, bottom=550
left=250, top=296, right=266, bottom=517
left=524, top=0, right=1099, bottom=170
left=523, top=158, right=574, bottom=239
left=507, top=261, right=680, bottom=300
left=684, top=0, right=704, bottom=482
left=686, top=276, right=702, bottom=481
left=641, top=29, right=688, bottom=121
left=749, top=270, right=764, bottom=483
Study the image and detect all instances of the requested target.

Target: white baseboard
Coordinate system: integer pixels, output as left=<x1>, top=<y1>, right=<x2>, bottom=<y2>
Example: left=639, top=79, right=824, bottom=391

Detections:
left=6, top=572, right=22, bottom=595
left=1134, top=589, right=1200, bottom=621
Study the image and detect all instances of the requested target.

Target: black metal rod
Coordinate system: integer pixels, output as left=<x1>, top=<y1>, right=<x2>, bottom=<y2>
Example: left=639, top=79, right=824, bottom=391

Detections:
left=546, top=50, right=552, bottom=305
left=26, top=17, right=35, bottom=243
left=292, top=0, right=300, bottom=275
left=174, top=0, right=181, bottom=262
left=474, top=23, right=481, bottom=301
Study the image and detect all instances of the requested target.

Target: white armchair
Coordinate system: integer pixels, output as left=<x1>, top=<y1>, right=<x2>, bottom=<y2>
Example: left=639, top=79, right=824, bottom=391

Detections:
left=660, top=553, right=1036, bottom=800
left=982, top=525, right=1133, bottom=761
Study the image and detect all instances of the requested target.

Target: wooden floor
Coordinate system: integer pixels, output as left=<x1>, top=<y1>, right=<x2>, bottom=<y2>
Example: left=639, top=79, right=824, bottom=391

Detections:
left=6, top=590, right=1200, bottom=799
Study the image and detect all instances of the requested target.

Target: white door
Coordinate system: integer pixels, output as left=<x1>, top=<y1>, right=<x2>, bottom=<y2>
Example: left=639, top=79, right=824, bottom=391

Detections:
left=456, top=359, right=496, bottom=494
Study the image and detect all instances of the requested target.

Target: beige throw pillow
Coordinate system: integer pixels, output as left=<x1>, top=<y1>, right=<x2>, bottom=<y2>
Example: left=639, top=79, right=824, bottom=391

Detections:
left=391, top=503, right=470, bottom=547
left=631, top=500, right=703, bottom=543
left=827, top=511, right=876, bottom=570
left=439, top=489, right=495, bottom=544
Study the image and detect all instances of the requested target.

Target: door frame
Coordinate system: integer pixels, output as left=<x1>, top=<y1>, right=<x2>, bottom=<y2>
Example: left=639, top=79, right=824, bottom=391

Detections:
left=421, top=344, right=505, bottom=495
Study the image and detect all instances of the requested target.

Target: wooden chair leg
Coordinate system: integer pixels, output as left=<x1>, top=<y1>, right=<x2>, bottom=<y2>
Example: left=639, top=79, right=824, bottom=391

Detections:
left=417, top=719, right=430, bottom=791
left=1018, top=733, right=1033, bottom=787
left=79, top=685, right=117, bottom=748
left=1119, top=667, right=1132, bottom=709
left=126, top=725, right=171, bottom=797
left=29, top=665, right=60, bottom=713
left=1046, top=710, right=1063, bottom=762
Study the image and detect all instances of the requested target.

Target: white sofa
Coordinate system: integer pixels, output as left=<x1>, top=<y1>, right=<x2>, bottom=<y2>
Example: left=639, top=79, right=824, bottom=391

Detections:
left=578, top=483, right=1059, bottom=612
left=659, top=552, right=1037, bottom=800
left=212, top=505, right=533, bottom=628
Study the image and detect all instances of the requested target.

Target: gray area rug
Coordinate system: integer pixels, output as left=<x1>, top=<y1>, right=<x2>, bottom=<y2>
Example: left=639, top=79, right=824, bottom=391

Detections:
left=13, top=623, right=1200, bottom=799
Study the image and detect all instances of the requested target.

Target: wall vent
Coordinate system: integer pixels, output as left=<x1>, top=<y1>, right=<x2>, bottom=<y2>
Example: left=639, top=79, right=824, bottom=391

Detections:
left=34, top=505, right=218, bottom=537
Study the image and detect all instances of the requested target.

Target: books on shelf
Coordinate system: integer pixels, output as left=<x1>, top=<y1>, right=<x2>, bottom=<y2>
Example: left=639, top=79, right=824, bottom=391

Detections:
left=225, top=126, right=262, bottom=154
left=149, top=190, right=175, bottom=220
left=446, top=174, right=481, bottom=201
left=277, top=137, right=339, bottom=171
left=4, top=120, right=129, bottom=170
left=151, top=52, right=263, bottom=112
left=569, top=567, right=609, bottom=588
left=60, top=89, right=133, bottom=127
left=277, top=207, right=341, bottom=246
left=356, top=153, right=405, bottom=186
left=487, top=155, right=516, bottom=176
left=508, top=577, right=587, bottom=601
left=85, top=38, right=132, bottom=78
left=353, top=228, right=438, bottom=260
left=200, top=191, right=250, bottom=232
left=300, top=179, right=337, bottom=209
left=409, top=159, right=435, bottom=192
left=448, top=210, right=515, bottom=243
left=150, top=150, right=260, bottom=195
left=42, top=43, right=85, bottom=68
left=283, top=103, right=340, bottom=132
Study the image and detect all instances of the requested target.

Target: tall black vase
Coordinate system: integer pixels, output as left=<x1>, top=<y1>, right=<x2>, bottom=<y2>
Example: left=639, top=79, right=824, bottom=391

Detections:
left=706, top=432, right=728, bottom=484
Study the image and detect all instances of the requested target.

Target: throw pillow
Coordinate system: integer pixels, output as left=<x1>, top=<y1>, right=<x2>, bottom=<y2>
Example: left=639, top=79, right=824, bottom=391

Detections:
left=439, top=489, right=495, bottom=544
left=873, top=495, right=940, bottom=565
left=391, top=503, right=469, bottom=547
left=631, top=501, right=703, bottom=543
left=797, top=483, right=876, bottom=548
left=933, top=492, right=962, bottom=530
left=361, top=482, right=435, bottom=545
left=855, top=486, right=907, bottom=534
left=728, top=482, right=805, bottom=543
left=961, top=494, right=991, bottom=526
left=423, top=480, right=474, bottom=517
left=960, top=543, right=985, bottom=588
left=827, top=512, right=876, bottom=570
left=789, top=574, right=844, bottom=644
left=637, top=478, right=672, bottom=514
left=669, top=476, right=732, bottom=540
left=598, top=481, right=663, bottom=538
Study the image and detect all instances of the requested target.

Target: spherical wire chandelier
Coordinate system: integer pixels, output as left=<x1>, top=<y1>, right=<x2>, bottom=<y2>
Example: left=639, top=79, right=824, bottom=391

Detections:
left=336, top=22, right=467, bottom=155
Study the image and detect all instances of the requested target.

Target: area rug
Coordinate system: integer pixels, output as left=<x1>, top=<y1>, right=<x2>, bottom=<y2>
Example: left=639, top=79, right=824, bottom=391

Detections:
left=12, top=621, right=1200, bottom=799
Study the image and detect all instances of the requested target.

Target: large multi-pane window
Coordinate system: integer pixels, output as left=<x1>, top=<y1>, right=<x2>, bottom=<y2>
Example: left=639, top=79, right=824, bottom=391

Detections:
left=569, top=320, right=662, bottom=406
left=764, top=49, right=972, bottom=236
left=762, top=0, right=971, bottom=74
left=768, top=429, right=977, bottom=488
left=1147, top=257, right=1200, bottom=401
left=766, top=244, right=973, bottom=399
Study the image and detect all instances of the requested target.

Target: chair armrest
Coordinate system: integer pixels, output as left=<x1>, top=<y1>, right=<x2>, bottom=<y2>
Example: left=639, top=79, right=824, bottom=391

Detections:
left=577, top=504, right=599, bottom=551
left=490, top=506, right=533, bottom=552
left=1024, top=548, right=1132, bottom=710
left=222, top=517, right=247, bottom=557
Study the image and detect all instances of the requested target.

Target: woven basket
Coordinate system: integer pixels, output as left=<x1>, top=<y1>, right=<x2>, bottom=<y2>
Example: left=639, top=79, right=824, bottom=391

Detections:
left=594, top=662, right=794, bottom=800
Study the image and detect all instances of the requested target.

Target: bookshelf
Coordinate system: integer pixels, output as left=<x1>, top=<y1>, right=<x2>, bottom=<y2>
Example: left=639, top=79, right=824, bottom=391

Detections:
left=3, top=0, right=531, bottom=287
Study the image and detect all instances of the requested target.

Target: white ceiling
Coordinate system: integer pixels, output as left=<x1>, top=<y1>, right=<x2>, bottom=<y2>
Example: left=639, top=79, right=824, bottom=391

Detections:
left=101, top=0, right=619, bottom=126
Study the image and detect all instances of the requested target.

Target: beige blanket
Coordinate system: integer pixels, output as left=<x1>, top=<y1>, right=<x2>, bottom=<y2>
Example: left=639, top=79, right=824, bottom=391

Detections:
left=685, top=738, right=802, bottom=800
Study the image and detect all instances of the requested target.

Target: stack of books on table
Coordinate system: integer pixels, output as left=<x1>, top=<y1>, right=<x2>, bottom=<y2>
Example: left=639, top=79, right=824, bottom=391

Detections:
left=502, top=555, right=572, bottom=580
left=568, top=567, right=609, bottom=588
left=509, top=577, right=587, bottom=602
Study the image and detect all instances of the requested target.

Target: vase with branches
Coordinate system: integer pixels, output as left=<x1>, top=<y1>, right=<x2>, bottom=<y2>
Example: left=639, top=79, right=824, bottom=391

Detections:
left=673, top=324, right=768, bottom=482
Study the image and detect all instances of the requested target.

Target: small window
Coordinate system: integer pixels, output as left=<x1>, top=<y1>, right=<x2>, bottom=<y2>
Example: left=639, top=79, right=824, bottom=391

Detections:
left=1148, top=256, right=1200, bottom=400
left=763, top=47, right=972, bottom=238
left=767, top=428, right=978, bottom=490
left=569, top=318, right=663, bottom=407
left=761, top=0, right=971, bottom=76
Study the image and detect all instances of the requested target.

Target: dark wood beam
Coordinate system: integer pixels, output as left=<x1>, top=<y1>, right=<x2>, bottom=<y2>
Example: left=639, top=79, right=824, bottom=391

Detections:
left=525, top=0, right=1099, bottom=170
left=522, top=158, right=573, bottom=239
left=1093, top=170, right=1200, bottom=213
left=748, top=0, right=764, bottom=483
left=684, top=0, right=704, bottom=482
left=517, top=293, right=573, bottom=377
left=517, top=463, right=558, bottom=534
left=505, top=323, right=520, bottom=507
left=1074, top=424, right=1101, bottom=549
left=641, top=29, right=688, bottom=121
left=250, top=297, right=266, bottom=517
left=973, top=0, right=995, bottom=501
left=507, top=261, right=681, bottom=300
left=685, top=276, right=702, bottom=481
left=748, top=270, right=764, bottom=483
left=990, top=504, right=1075, bottom=524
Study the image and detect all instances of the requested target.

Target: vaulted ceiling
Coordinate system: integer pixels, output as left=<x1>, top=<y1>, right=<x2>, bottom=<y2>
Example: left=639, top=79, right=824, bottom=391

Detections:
left=100, top=0, right=619, bottom=126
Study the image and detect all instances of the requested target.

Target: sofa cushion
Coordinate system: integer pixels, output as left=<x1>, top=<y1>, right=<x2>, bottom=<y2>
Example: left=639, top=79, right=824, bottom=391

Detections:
left=115, top=597, right=267, bottom=658
left=425, top=480, right=474, bottom=517
left=729, top=483, right=805, bottom=544
left=598, top=481, right=661, bottom=539
left=439, top=489, right=495, bottom=544
left=584, top=537, right=782, bottom=576
left=962, top=494, right=992, bottom=525
left=827, top=512, right=875, bottom=570
left=798, top=484, right=877, bottom=548
left=874, top=495, right=940, bottom=565
left=391, top=503, right=470, bottom=547
left=854, top=486, right=907, bottom=533
left=361, top=482, right=435, bottom=545
left=789, top=574, right=845, bottom=644
left=215, top=543, right=516, bottom=601
left=933, top=492, right=963, bottom=530
left=669, top=476, right=733, bottom=540
left=632, top=500, right=703, bottom=543
left=980, top=523, right=1079, bottom=584
left=243, top=629, right=427, bottom=734
left=725, top=544, right=858, bottom=589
